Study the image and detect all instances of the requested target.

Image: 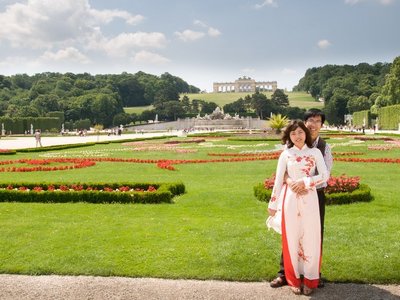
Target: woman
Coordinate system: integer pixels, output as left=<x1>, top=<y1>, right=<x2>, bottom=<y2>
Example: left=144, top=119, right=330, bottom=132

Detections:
left=268, top=120, right=329, bottom=295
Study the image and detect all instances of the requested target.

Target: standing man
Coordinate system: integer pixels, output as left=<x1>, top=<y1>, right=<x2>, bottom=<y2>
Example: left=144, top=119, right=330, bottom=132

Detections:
left=35, top=129, right=43, bottom=147
left=270, top=108, right=333, bottom=288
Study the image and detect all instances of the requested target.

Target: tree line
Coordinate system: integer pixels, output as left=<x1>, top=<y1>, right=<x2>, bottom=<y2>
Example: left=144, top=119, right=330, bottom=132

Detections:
left=0, top=71, right=200, bottom=129
left=294, top=56, right=400, bottom=125
left=139, top=88, right=300, bottom=123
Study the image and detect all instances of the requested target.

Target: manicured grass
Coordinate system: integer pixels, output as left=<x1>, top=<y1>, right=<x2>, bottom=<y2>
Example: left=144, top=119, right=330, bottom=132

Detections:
left=0, top=136, right=399, bottom=283
left=123, top=92, right=322, bottom=114
left=124, top=105, right=154, bottom=114
left=181, top=91, right=322, bottom=109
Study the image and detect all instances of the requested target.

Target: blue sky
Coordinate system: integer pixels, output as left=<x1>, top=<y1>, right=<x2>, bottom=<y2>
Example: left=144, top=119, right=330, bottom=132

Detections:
left=0, top=0, right=399, bottom=92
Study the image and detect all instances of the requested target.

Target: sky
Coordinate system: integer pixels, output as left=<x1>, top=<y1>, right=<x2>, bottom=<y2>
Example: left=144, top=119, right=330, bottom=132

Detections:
left=0, top=0, right=399, bottom=92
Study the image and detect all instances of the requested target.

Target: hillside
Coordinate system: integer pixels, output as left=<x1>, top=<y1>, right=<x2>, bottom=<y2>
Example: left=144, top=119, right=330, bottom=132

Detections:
left=123, top=91, right=323, bottom=114
left=181, top=91, right=323, bottom=109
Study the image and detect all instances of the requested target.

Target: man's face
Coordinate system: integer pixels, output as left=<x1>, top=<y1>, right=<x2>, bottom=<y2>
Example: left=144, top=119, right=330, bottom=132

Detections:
left=305, top=115, right=322, bottom=140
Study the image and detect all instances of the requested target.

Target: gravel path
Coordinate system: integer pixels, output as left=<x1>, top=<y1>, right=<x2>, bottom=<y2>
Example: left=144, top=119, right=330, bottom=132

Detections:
left=0, top=275, right=399, bottom=300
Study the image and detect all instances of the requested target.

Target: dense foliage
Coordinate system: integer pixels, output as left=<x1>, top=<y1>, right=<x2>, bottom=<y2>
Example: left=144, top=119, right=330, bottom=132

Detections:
left=0, top=71, right=200, bottom=129
left=293, top=60, right=397, bottom=125
left=222, top=89, right=302, bottom=120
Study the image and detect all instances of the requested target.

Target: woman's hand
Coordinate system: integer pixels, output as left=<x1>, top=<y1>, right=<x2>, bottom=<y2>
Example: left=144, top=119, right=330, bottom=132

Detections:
left=289, top=179, right=308, bottom=195
left=268, top=208, right=277, bottom=216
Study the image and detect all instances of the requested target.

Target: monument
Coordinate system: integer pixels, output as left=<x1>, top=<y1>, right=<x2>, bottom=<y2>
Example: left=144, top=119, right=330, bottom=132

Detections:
left=213, top=76, right=277, bottom=93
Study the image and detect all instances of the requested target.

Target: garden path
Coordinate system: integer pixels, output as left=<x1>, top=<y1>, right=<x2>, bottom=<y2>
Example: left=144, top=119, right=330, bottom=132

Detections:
left=0, top=275, right=399, bottom=300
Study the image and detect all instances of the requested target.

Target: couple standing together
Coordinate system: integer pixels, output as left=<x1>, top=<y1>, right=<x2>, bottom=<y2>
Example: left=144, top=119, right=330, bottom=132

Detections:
left=267, top=109, right=333, bottom=296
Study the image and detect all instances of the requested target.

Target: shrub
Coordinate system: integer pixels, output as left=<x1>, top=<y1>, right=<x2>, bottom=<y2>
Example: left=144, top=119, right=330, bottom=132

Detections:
left=254, top=175, right=373, bottom=205
left=0, top=182, right=185, bottom=204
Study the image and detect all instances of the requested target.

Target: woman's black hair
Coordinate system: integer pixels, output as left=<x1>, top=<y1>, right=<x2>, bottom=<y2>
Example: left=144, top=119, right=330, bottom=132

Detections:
left=281, top=119, right=313, bottom=148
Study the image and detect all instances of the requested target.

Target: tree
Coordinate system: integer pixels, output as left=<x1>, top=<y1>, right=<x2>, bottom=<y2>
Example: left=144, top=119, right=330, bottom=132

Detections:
left=181, top=95, right=191, bottom=112
left=116, top=74, right=146, bottom=107
left=282, top=107, right=306, bottom=120
left=154, top=73, right=181, bottom=103
left=200, top=101, right=218, bottom=114
left=346, top=95, right=372, bottom=113
left=223, top=98, right=247, bottom=115
left=380, top=56, right=400, bottom=106
left=271, top=89, right=289, bottom=107
left=113, top=112, right=131, bottom=126
left=162, top=101, right=186, bottom=121
left=91, top=94, right=123, bottom=127
left=31, top=94, right=60, bottom=115
left=325, top=88, right=352, bottom=124
left=251, top=92, right=273, bottom=119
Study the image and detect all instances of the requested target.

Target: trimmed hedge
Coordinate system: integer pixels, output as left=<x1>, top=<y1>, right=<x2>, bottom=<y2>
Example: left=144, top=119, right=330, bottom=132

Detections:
left=0, top=149, right=17, bottom=155
left=378, top=104, right=400, bottom=130
left=0, top=182, right=185, bottom=204
left=14, top=135, right=177, bottom=153
left=253, top=183, right=372, bottom=205
left=16, top=142, right=97, bottom=153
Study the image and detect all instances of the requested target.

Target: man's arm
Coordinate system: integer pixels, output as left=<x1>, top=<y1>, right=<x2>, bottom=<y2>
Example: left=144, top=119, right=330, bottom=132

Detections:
left=285, top=172, right=308, bottom=195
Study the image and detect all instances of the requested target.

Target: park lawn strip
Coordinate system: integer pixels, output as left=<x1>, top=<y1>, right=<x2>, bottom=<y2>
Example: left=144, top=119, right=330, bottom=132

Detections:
left=0, top=137, right=399, bottom=283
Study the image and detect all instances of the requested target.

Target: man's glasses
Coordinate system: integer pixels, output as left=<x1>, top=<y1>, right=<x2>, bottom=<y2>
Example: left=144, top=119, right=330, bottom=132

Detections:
left=306, top=119, right=322, bottom=124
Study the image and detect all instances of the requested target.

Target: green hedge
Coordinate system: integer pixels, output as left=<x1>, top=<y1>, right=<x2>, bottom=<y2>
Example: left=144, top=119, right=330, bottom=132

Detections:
left=353, top=110, right=370, bottom=127
left=16, top=142, right=97, bottom=153
left=253, top=183, right=372, bottom=205
left=0, top=117, right=62, bottom=134
left=378, top=104, right=400, bottom=130
left=0, top=150, right=17, bottom=155
left=0, top=182, right=185, bottom=204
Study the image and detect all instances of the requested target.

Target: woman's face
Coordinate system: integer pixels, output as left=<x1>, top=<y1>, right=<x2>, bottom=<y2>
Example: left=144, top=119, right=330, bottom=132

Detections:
left=289, top=127, right=306, bottom=149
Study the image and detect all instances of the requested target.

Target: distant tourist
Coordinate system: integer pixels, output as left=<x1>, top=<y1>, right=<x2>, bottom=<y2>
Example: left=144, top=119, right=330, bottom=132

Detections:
left=35, top=129, right=42, bottom=147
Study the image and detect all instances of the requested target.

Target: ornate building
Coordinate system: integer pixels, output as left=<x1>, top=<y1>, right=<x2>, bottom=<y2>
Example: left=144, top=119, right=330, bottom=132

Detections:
left=213, top=76, right=277, bottom=93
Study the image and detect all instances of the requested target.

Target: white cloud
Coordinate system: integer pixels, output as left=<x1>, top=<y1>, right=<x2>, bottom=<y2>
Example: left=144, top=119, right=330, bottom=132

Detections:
left=133, top=50, right=170, bottom=64
left=186, top=20, right=221, bottom=41
left=0, top=0, right=144, bottom=49
left=193, top=20, right=208, bottom=28
left=89, top=8, right=144, bottom=25
left=175, top=30, right=205, bottom=42
left=40, top=47, right=90, bottom=64
left=87, top=32, right=167, bottom=57
left=254, top=0, right=278, bottom=9
left=317, top=39, right=332, bottom=49
left=208, top=27, right=221, bottom=37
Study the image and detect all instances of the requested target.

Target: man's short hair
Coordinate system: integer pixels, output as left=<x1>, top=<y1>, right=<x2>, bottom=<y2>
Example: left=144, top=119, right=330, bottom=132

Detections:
left=304, top=108, right=326, bottom=124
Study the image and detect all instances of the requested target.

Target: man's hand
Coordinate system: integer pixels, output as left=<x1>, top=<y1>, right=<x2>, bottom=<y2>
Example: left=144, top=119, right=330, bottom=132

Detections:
left=288, top=179, right=308, bottom=195
left=268, top=208, right=276, bottom=216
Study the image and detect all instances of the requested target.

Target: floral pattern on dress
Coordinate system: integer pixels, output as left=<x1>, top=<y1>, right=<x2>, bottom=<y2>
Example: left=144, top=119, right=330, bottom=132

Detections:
left=297, top=235, right=310, bottom=263
left=301, top=155, right=316, bottom=176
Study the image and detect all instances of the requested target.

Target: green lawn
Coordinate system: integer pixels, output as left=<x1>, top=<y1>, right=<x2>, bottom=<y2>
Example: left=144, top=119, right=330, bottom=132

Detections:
left=182, top=91, right=323, bottom=109
left=0, top=135, right=399, bottom=283
left=123, top=91, right=322, bottom=113
left=124, top=105, right=154, bottom=114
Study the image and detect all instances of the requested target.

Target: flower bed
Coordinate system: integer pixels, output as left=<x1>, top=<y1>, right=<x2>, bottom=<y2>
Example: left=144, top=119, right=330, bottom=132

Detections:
left=0, top=149, right=16, bottom=155
left=0, top=182, right=185, bottom=204
left=254, top=174, right=372, bottom=205
left=0, top=158, right=96, bottom=172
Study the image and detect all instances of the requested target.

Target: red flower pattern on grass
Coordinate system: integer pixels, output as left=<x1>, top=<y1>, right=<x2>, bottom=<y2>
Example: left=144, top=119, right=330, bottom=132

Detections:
left=2, top=184, right=157, bottom=193
left=0, top=158, right=95, bottom=172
